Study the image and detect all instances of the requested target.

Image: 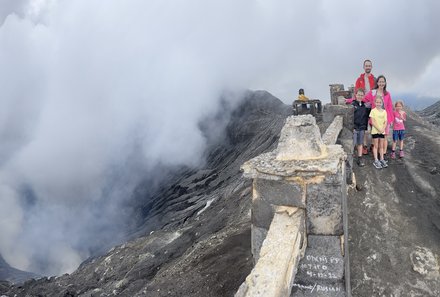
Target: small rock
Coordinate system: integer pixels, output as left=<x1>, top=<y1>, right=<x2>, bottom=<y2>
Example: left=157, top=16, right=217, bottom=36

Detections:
left=410, top=246, right=440, bottom=278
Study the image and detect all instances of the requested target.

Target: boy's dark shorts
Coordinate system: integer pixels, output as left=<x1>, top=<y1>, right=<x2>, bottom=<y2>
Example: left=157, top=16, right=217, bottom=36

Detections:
left=393, top=130, right=405, bottom=141
left=353, top=130, right=365, bottom=145
left=372, top=133, right=385, bottom=139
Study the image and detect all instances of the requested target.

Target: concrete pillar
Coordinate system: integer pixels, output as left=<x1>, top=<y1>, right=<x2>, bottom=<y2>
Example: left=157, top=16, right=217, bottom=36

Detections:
left=329, top=84, right=344, bottom=105
left=240, top=114, right=349, bottom=296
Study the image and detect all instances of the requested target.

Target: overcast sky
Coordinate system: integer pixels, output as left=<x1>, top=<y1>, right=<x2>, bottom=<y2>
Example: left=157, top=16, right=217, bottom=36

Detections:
left=1, top=0, right=440, bottom=276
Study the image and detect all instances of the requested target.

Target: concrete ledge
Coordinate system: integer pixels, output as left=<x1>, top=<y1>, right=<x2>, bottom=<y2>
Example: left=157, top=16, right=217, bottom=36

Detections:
left=235, top=207, right=306, bottom=297
left=322, top=116, right=343, bottom=146
left=241, top=145, right=345, bottom=180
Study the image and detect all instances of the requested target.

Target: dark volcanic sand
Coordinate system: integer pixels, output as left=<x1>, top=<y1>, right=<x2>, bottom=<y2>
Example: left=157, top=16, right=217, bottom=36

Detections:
left=349, top=111, right=440, bottom=296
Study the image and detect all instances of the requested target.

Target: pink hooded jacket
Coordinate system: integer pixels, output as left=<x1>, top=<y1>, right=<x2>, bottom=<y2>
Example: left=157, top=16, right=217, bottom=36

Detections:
left=364, top=89, right=393, bottom=125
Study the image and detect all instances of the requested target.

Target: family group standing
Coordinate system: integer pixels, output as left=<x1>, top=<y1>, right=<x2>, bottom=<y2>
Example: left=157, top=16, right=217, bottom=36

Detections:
left=350, top=59, right=407, bottom=169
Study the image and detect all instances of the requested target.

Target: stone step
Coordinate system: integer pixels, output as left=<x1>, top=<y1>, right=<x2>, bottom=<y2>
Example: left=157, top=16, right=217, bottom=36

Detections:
left=291, top=235, right=345, bottom=296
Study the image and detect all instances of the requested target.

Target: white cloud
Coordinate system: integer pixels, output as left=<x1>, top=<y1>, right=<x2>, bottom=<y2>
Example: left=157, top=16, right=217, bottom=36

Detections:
left=407, top=55, right=440, bottom=98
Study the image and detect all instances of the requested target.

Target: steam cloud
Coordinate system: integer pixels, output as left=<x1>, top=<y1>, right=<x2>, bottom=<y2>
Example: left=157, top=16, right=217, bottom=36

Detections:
left=1, top=0, right=440, bottom=276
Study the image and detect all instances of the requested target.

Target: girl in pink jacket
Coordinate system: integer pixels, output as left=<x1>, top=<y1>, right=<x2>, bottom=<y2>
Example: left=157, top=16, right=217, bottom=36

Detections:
left=364, top=75, right=393, bottom=156
left=391, top=101, right=407, bottom=159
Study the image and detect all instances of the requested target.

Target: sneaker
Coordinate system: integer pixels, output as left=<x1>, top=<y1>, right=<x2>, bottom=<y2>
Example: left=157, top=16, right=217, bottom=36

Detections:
left=380, top=160, right=388, bottom=168
left=390, top=151, right=396, bottom=159
left=358, top=157, right=365, bottom=167
left=362, top=145, right=368, bottom=155
left=399, top=150, right=404, bottom=158
left=373, top=160, right=382, bottom=169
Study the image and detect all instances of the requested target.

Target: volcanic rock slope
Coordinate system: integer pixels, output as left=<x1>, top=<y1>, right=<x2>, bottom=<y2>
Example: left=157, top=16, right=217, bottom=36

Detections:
left=349, top=104, right=440, bottom=296
left=0, top=90, right=291, bottom=297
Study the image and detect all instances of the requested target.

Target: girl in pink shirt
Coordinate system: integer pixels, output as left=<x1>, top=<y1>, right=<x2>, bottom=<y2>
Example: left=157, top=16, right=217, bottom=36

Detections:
left=391, top=101, right=407, bottom=159
left=364, top=75, right=393, bottom=156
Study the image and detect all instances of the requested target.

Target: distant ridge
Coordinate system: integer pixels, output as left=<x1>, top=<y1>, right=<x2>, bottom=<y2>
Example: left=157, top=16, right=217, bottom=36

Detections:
left=417, top=100, right=440, bottom=126
left=0, top=254, right=39, bottom=284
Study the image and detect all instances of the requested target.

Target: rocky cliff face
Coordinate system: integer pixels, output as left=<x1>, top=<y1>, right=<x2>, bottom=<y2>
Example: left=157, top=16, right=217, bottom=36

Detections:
left=0, top=90, right=291, bottom=297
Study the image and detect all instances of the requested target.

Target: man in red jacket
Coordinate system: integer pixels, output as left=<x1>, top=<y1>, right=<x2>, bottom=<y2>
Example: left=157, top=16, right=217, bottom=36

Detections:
left=355, top=59, right=375, bottom=154
left=355, top=59, right=375, bottom=94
